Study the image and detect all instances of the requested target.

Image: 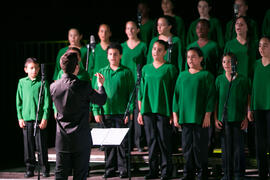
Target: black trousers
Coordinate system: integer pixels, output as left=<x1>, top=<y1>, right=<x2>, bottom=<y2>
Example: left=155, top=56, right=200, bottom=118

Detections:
left=254, top=110, right=270, bottom=179
left=181, top=124, right=208, bottom=180
left=143, top=113, right=173, bottom=177
left=55, top=149, right=90, bottom=180
left=103, top=115, right=128, bottom=173
left=220, top=121, right=246, bottom=179
left=22, top=121, right=49, bottom=173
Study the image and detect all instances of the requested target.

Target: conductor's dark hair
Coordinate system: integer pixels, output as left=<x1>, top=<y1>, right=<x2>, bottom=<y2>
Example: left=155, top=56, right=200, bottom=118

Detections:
left=155, top=39, right=169, bottom=50
left=60, top=52, right=78, bottom=74
left=107, top=42, right=123, bottom=55
left=24, top=57, right=39, bottom=67
left=67, top=46, right=81, bottom=56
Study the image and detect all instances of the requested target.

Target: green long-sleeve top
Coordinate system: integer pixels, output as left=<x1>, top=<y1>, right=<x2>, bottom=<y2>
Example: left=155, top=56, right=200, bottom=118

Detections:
left=262, top=9, right=270, bottom=37
left=174, top=15, right=186, bottom=48
left=225, top=17, right=258, bottom=44
left=251, top=59, right=270, bottom=110
left=138, top=63, right=178, bottom=117
left=186, top=17, right=224, bottom=49
left=138, top=19, right=155, bottom=48
left=186, top=40, right=221, bottom=77
left=224, top=38, right=257, bottom=79
left=88, top=43, right=109, bottom=78
left=216, top=74, right=250, bottom=122
left=147, top=36, right=184, bottom=72
left=16, top=76, right=50, bottom=121
left=92, top=65, right=134, bottom=116
left=173, top=70, right=215, bottom=124
left=52, top=46, right=88, bottom=80
left=121, top=41, right=147, bottom=83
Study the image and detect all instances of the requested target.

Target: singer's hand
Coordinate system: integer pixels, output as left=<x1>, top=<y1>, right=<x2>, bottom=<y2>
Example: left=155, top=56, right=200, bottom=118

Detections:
left=247, top=111, right=254, bottom=122
left=39, top=119, right=47, bottom=129
left=18, top=119, right=25, bottom=128
left=241, top=118, right=248, bottom=130
left=202, top=112, right=211, bottom=128
left=95, top=73, right=105, bottom=87
left=215, top=120, right=223, bottom=130
left=137, top=113, right=143, bottom=125
left=94, top=115, right=103, bottom=123
left=173, top=112, right=181, bottom=128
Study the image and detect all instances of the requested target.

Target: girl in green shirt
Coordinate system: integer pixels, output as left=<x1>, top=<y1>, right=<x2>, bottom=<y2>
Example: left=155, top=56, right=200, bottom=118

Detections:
left=88, top=24, right=112, bottom=78
left=186, top=0, right=224, bottom=49
left=52, top=28, right=87, bottom=80
left=173, top=47, right=215, bottom=180
left=251, top=36, right=270, bottom=179
left=147, top=15, right=184, bottom=72
left=138, top=40, right=177, bottom=179
left=224, top=16, right=257, bottom=79
left=215, top=53, right=249, bottom=180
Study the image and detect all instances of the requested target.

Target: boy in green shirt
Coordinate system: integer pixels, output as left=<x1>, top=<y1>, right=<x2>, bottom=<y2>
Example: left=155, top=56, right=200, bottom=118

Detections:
left=215, top=53, right=250, bottom=180
left=173, top=47, right=215, bottom=180
left=92, top=42, right=134, bottom=179
left=16, top=58, right=50, bottom=178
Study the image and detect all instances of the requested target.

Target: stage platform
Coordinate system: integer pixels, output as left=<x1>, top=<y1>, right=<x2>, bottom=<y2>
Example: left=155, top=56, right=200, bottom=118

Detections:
left=0, top=147, right=261, bottom=179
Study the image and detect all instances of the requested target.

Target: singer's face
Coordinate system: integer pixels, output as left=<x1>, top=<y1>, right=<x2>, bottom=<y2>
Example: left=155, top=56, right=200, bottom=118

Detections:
left=24, top=62, right=40, bottom=80
left=98, top=24, right=111, bottom=42
left=259, top=38, right=270, bottom=58
left=157, top=18, right=171, bottom=35
left=152, top=42, right=167, bottom=61
left=125, top=22, right=139, bottom=39
left=197, top=0, right=210, bottom=16
left=235, top=0, right=248, bottom=16
left=68, top=29, right=82, bottom=46
left=196, top=21, right=209, bottom=38
left=235, top=18, right=247, bottom=36
left=222, top=56, right=233, bottom=73
left=187, top=50, right=203, bottom=69
left=161, top=0, right=173, bottom=13
left=107, top=48, right=121, bottom=67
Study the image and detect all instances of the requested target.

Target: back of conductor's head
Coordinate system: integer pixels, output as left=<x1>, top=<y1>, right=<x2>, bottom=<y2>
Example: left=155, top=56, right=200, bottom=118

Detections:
left=60, top=52, right=78, bottom=74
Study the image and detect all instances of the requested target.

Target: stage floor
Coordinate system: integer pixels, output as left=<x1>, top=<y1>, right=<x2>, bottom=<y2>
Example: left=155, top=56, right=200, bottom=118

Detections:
left=0, top=147, right=261, bottom=179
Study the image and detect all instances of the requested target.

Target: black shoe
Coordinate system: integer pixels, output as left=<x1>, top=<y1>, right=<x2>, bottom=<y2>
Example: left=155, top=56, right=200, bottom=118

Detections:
left=103, top=171, right=116, bottom=178
left=119, top=171, right=128, bottom=178
left=24, top=171, right=34, bottom=178
left=42, top=172, right=50, bottom=177
left=144, top=173, right=158, bottom=179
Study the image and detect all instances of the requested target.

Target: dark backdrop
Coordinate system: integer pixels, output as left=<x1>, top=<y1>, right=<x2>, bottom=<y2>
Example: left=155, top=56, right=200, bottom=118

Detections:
left=0, top=0, right=268, bottom=169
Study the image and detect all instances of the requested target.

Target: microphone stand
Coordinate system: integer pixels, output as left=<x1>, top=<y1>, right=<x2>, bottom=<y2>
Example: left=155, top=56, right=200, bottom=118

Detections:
left=123, top=72, right=141, bottom=180
left=34, top=71, right=46, bottom=180
left=167, top=42, right=173, bottom=63
left=86, top=43, right=90, bottom=71
left=221, top=72, right=235, bottom=180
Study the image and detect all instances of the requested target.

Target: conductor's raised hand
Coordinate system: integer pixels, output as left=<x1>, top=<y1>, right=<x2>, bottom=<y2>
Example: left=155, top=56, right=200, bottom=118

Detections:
left=95, top=73, right=105, bottom=87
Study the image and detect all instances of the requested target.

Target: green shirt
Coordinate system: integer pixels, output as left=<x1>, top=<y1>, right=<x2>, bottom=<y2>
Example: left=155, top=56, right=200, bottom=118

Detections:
left=92, top=65, right=134, bottom=116
left=251, top=59, right=270, bottom=110
left=173, top=70, right=215, bottom=124
left=186, top=17, right=224, bottom=49
left=147, top=36, right=184, bottom=72
left=88, top=43, right=109, bottom=78
left=121, top=41, right=147, bottom=83
left=224, top=38, right=257, bottom=79
left=16, top=76, right=50, bottom=121
left=138, top=19, right=155, bottom=48
left=225, top=17, right=258, bottom=44
left=53, top=46, right=88, bottom=80
left=174, top=15, right=186, bottom=48
left=216, top=74, right=250, bottom=122
left=262, top=9, right=270, bottom=37
left=186, top=40, right=221, bottom=77
left=138, top=63, right=178, bottom=117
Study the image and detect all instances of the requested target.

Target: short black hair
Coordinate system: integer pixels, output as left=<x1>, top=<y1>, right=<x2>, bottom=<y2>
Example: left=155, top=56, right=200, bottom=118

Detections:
left=107, top=42, right=123, bottom=55
left=60, top=52, right=78, bottom=74
left=24, top=57, right=39, bottom=67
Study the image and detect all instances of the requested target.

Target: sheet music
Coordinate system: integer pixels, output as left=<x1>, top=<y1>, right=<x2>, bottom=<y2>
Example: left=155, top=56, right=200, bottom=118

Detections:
left=91, top=128, right=129, bottom=146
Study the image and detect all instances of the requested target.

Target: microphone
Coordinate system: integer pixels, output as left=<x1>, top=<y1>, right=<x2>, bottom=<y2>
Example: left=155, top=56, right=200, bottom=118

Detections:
left=167, top=37, right=173, bottom=63
left=90, top=35, right=96, bottom=54
left=231, top=56, right=237, bottom=76
left=233, top=4, right=239, bottom=18
left=137, top=10, right=142, bottom=27
left=136, top=64, right=142, bottom=86
left=40, top=64, right=46, bottom=82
